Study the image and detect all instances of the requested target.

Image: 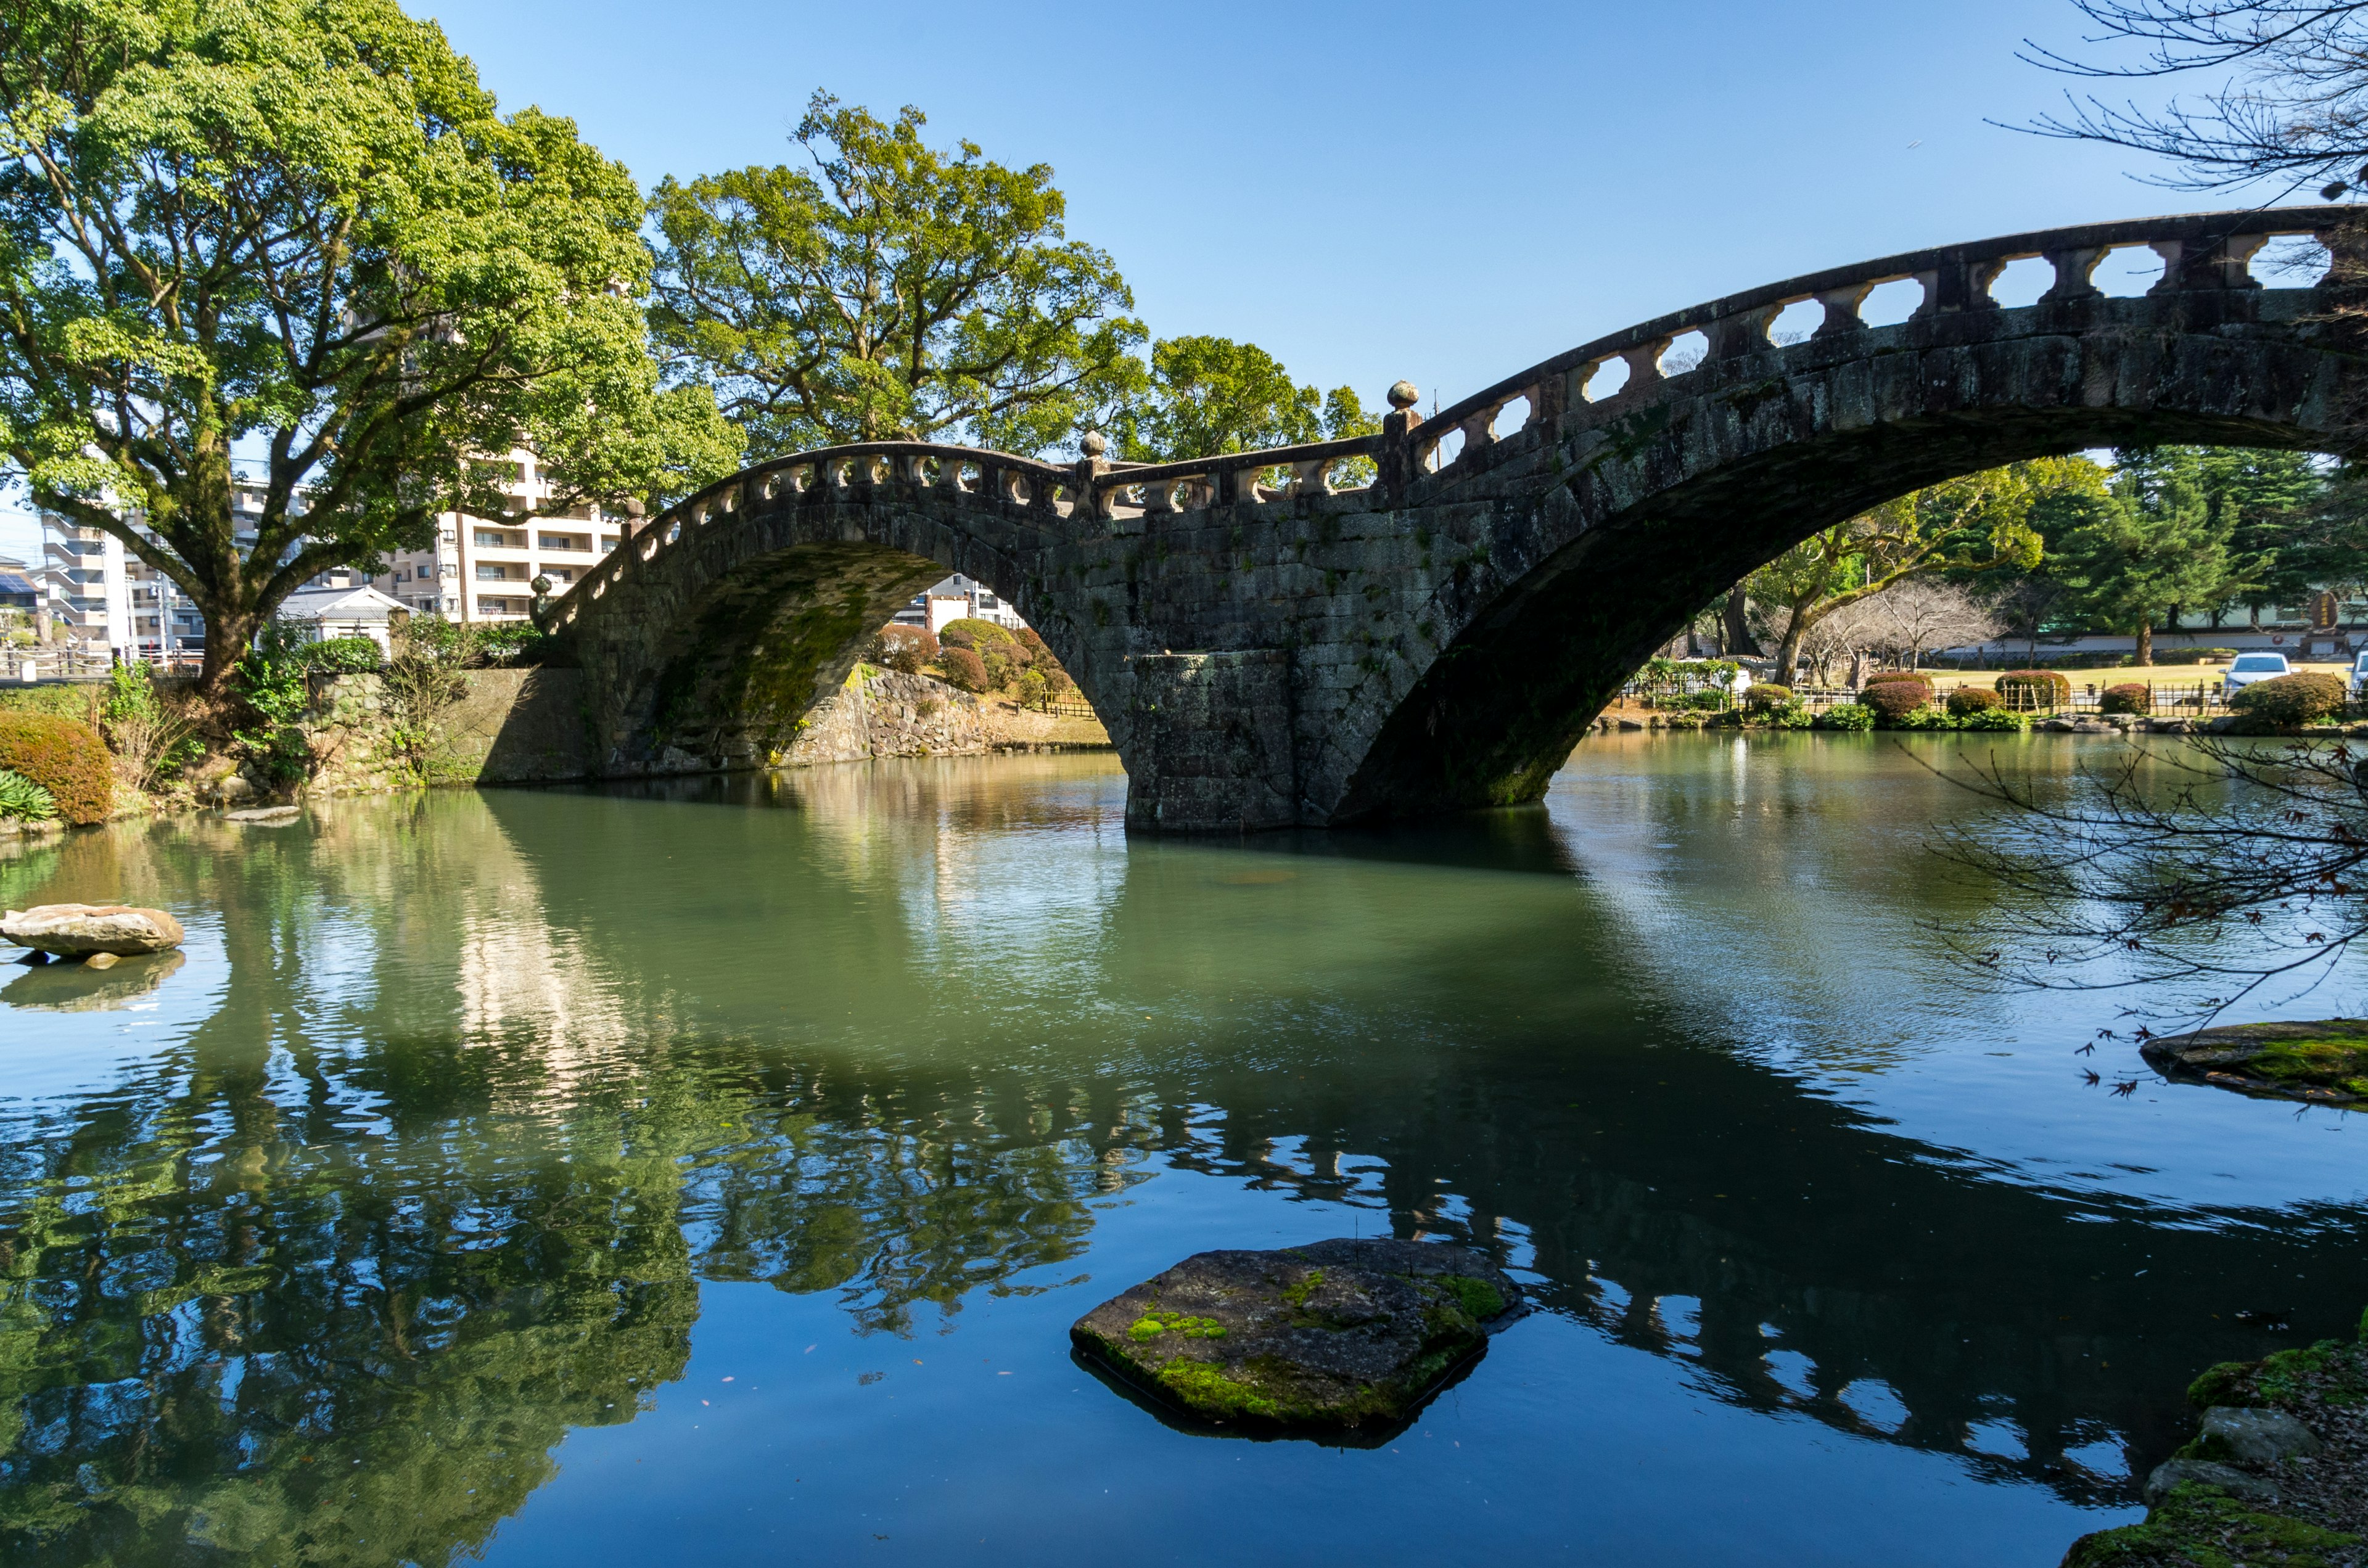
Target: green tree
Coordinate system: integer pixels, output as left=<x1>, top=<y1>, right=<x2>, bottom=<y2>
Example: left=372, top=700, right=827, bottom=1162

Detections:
left=1115, top=334, right=1376, bottom=466
left=649, top=92, right=1145, bottom=459
left=2041, top=448, right=2237, bottom=664
left=1751, top=459, right=2069, bottom=678
left=0, top=0, right=740, bottom=697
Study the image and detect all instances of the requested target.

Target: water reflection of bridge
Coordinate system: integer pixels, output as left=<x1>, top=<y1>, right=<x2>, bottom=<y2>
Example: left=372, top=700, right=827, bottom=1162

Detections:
left=2, top=770, right=2364, bottom=1564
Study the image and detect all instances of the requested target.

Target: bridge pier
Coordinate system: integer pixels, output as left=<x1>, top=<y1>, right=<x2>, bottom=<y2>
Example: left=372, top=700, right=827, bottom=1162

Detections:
left=1121, top=651, right=1299, bottom=832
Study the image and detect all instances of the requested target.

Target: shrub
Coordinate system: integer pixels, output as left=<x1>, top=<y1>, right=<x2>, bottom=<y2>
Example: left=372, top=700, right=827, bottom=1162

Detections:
left=1817, top=703, right=1875, bottom=731
left=1860, top=678, right=1933, bottom=723
left=939, top=646, right=990, bottom=692
left=296, top=636, right=384, bottom=675
left=1017, top=668, right=1050, bottom=709
left=102, top=663, right=204, bottom=791
left=0, top=712, right=113, bottom=824
left=2100, top=682, right=2152, bottom=715
left=942, top=615, right=1015, bottom=647
left=1946, top=687, right=2001, bottom=717
left=1768, top=703, right=1815, bottom=729
left=873, top=625, right=938, bottom=675
left=2230, top=671, right=2348, bottom=727
left=1743, top=683, right=1793, bottom=710
left=1862, top=670, right=1926, bottom=686
left=1996, top=669, right=2071, bottom=709
left=2153, top=647, right=2238, bottom=665
left=0, top=767, right=57, bottom=822
left=1959, top=707, right=2029, bottom=731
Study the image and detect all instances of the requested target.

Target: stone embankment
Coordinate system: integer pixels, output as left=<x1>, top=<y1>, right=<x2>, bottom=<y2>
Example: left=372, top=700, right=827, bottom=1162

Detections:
left=207, top=664, right=1111, bottom=802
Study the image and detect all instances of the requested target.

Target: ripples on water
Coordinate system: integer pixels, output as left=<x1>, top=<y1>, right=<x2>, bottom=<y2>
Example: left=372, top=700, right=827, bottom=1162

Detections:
left=2, top=734, right=2363, bottom=1566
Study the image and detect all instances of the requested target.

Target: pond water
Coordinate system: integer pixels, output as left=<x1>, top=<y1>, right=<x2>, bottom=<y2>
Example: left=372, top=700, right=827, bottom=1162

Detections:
left=3, top=734, right=2365, bottom=1567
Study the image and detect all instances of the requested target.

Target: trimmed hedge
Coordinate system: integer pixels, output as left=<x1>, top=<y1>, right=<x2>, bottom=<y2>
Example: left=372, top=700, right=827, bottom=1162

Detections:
left=1996, top=669, right=2072, bottom=708
left=1743, top=683, right=1793, bottom=710
left=0, top=712, right=112, bottom=824
left=1817, top=703, right=1875, bottom=731
left=1860, top=678, right=1933, bottom=721
left=1862, top=670, right=1926, bottom=686
left=2100, top=682, right=2151, bottom=715
left=2230, top=671, right=2347, bottom=726
left=1946, top=688, right=2001, bottom=717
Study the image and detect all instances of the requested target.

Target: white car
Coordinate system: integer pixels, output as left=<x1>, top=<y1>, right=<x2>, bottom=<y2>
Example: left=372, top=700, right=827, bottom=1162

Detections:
left=2224, top=651, right=2291, bottom=692
left=2351, top=649, right=2368, bottom=699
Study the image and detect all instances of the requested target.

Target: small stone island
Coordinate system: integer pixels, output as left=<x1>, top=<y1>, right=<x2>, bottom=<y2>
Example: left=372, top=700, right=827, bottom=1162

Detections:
left=1070, top=1238, right=1522, bottom=1439
left=2142, top=1021, right=2368, bottom=1107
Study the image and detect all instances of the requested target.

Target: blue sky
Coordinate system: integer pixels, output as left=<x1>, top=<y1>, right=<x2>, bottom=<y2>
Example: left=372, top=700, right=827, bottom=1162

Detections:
left=0, top=0, right=2285, bottom=562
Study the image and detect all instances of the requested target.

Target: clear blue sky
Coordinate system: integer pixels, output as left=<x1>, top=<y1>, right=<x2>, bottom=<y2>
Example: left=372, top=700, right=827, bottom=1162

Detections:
left=0, top=0, right=2277, bottom=562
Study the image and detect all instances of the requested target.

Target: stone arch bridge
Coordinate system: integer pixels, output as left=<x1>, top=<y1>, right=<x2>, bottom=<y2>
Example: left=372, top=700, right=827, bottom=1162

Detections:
left=549, top=205, right=2368, bottom=831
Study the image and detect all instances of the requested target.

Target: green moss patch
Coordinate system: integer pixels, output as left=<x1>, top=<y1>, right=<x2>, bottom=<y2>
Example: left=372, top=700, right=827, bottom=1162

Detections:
left=2062, top=1481, right=2362, bottom=1568
left=1129, top=1311, right=1227, bottom=1344
left=1439, top=1275, right=1505, bottom=1321
left=1156, top=1360, right=1281, bottom=1421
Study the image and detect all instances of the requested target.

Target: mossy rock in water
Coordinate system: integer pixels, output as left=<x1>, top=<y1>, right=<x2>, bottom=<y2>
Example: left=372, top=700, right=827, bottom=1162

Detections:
left=2140, top=1021, right=2368, bottom=1108
left=1070, top=1238, right=1521, bottom=1440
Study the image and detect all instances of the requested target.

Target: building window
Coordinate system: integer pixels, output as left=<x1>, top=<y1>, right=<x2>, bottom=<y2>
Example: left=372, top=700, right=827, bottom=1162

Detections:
left=538, top=533, right=588, bottom=552
left=474, top=529, right=509, bottom=548
left=475, top=564, right=508, bottom=581
left=545, top=567, right=574, bottom=583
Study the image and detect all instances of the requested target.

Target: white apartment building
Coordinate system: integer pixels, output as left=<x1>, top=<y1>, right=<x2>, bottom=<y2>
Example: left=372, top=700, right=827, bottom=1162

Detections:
left=892, top=573, right=1027, bottom=637
left=371, top=449, right=639, bottom=623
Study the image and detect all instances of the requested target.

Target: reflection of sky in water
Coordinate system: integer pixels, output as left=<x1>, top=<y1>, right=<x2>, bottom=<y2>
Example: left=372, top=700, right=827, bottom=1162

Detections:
left=4, top=745, right=2366, bottom=1565
left=1548, top=734, right=2367, bottom=1217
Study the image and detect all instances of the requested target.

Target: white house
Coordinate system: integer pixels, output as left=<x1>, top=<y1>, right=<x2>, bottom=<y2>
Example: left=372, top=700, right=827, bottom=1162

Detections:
left=276, top=584, right=411, bottom=655
left=892, top=573, right=1026, bottom=636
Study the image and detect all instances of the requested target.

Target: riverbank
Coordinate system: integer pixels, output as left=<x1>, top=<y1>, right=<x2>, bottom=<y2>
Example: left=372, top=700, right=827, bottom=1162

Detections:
left=2062, top=1321, right=2368, bottom=1566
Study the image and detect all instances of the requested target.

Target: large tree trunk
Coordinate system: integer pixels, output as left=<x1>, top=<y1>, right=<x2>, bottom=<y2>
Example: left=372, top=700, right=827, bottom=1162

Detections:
left=197, top=604, right=263, bottom=699
left=1775, top=622, right=1806, bottom=686
left=2134, top=619, right=2154, bottom=666
left=1721, top=583, right=1759, bottom=657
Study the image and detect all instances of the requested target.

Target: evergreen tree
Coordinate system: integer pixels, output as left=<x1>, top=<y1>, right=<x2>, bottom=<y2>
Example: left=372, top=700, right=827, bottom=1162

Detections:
left=2042, top=449, right=2237, bottom=663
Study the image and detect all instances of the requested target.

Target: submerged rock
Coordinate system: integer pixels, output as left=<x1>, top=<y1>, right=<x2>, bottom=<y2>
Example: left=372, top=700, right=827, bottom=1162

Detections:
left=3, top=948, right=185, bottom=1012
left=1070, top=1238, right=1521, bottom=1440
left=2142, top=1020, right=2368, bottom=1107
left=1, top=903, right=185, bottom=958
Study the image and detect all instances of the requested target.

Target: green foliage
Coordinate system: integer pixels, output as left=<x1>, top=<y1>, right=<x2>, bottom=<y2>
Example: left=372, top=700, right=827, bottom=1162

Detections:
left=2230, top=671, right=2348, bottom=726
left=939, top=646, right=989, bottom=692
left=1957, top=706, right=2030, bottom=731
left=101, top=662, right=204, bottom=789
left=1016, top=668, right=1050, bottom=709
left=1817, top=703, right=1875, bottom=731
left=1947, top=686, right=2002, bottom=716
left=228, top=626, right=315, bottom=783
left=1743, top=683, right=1793, bottom=710
left=1996, top=668, right=2073, bottom=708
left=378, top=618, right=473, bottom=783
left=2039, top=451, right=2237, bottom=649
left=0, top=766, right=56, bottom=821
left=940, top=617, right=1015, bottom=649
left=1750, top=458, right=2076, bottom=674
left=0, top=683, right=98, bottom=720
left=2100, top=681, right=2152, bottom=715
left=649, top=92, right=1144, bottom=457
left=0, top=712, right=112, bottom=823
left=1859, top=677, right=1933, bottom=722
left=869, top=625, right=937, bottom=675
left=295, top=636, right=384, bottom=675
left=1765, top=702, right=1816, bottom=729
left=1115, top=335, right=1376, bottom=465
left=0, top=0, right=739, bottom=694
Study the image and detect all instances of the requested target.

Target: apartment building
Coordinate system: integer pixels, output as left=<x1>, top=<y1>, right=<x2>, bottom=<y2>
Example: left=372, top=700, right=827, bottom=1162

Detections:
left=35, top=479, right=362, bottom=662
left=371, top=449, right=639, bottom=623
left=891, top=573, right=1028, bottom=636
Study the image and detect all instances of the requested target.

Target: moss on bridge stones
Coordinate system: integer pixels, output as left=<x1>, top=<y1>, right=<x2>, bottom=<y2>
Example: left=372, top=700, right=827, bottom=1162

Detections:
left=1070, top=1237, right=1522, bottom=1441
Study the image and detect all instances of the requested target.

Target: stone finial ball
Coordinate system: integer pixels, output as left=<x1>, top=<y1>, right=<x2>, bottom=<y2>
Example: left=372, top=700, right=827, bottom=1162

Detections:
left=1388, top=380, right=1420, bottom=409
left=531, top=574, right=553, bottom=596
left=1081, top=430, right=1108, bottom=458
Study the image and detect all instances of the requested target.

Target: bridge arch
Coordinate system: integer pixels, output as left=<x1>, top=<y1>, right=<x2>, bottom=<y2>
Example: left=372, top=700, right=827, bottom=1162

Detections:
left=551, top=205, right=2368, bottom=827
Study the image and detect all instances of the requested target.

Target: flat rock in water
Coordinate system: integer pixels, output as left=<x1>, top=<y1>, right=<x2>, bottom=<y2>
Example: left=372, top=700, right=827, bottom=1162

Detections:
left=1070, top=1238, right=1521, bottom=1439
left=2142, top=1020, right=2368, bottom=1107
left=224, top=806, right=302, bottom=824
left=0, top=903, right=185, bottom=958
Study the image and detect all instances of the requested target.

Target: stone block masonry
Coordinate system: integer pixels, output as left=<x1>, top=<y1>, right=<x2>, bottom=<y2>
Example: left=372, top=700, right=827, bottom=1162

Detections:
left=546, top=207, right=2368, bottom=831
